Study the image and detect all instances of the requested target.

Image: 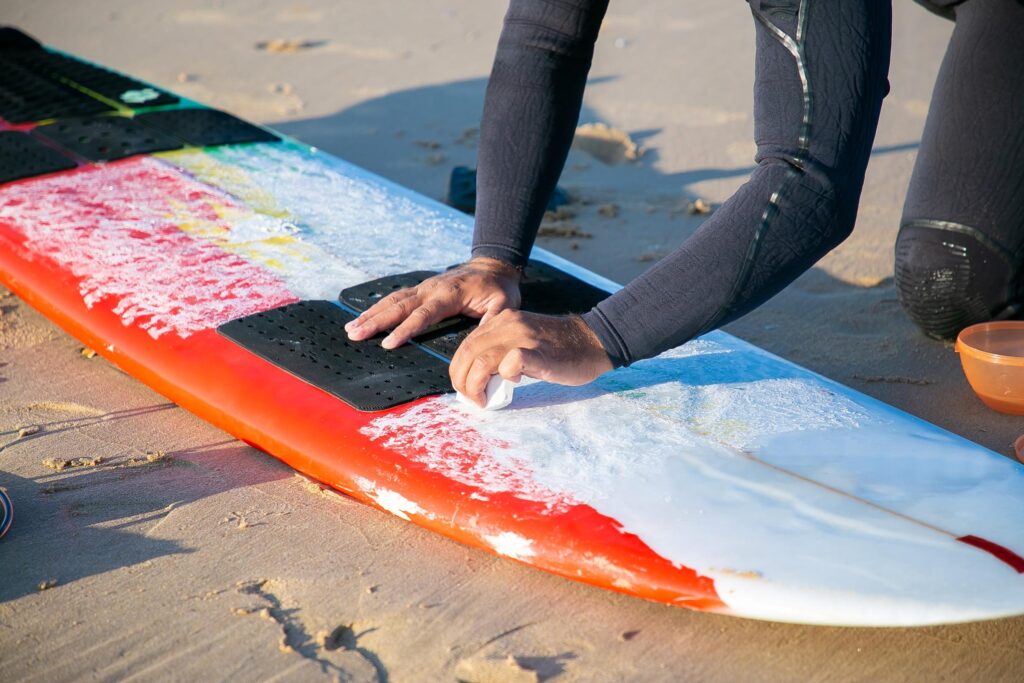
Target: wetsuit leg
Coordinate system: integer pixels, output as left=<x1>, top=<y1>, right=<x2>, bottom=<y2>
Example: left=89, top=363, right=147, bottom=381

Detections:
left=895, top=0, right=1024, bottom=340
left=582, top=0, right=892, bottom=365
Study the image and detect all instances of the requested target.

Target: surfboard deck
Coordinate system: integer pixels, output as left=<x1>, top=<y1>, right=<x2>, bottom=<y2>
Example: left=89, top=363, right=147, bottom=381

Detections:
left=1, top=30, right=1023, bottom=627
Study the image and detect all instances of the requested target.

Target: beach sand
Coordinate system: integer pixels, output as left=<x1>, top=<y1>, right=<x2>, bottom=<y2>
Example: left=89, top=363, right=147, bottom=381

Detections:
left=1, top=1, right=1022, bottom=680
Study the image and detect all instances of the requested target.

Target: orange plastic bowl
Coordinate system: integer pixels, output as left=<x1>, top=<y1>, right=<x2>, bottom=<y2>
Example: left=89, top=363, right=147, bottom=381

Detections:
left=955, top=321, right=1024, bottom=415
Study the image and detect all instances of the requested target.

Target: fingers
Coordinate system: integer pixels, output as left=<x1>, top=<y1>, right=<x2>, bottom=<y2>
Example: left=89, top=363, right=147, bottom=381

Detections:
left=345, top=289, right=418, bottom=341
left=346, top=263, right=522, bottom=349
left=479, top=297, right=512, bottom=326
left=450, top=334, right=481, bottom=403
left=496, top=347, right=527, bottom=384
left=450, top=313, right=497, bottom=393
left=451, top=311, right=527, bottom=406
left=381, top=304, right=445, bottom=349
left=462, top=355, right=501, bottom=407
left=454, top=345, right=536, bottom=408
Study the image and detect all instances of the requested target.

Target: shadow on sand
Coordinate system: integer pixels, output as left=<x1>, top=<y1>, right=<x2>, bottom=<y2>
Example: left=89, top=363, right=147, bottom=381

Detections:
left=0, top=410, right=292, bottom=602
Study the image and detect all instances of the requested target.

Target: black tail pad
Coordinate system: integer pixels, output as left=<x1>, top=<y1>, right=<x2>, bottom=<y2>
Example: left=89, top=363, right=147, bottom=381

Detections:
left=218, top=301, right=454, bottom=412
left=517, top=260, right=610, bottom=316
left=8, top=49, right=178, bottom=109
left=33, top=115, right=184, bottom=162
left=0, top=55, right=112, bottom=123
left=135, top=108, right=279, bottom=147
left=0, top=27, right=42, bottom=51
left=0, top=131, right=76, bottom=185
left=339, top=260, right=609, bottom=360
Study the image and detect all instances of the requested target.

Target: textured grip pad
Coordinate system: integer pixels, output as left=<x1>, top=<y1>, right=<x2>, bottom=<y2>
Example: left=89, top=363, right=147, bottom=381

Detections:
left=340, top=260, right=609, bottom=360
left=218, top=301, right=453, bottom=412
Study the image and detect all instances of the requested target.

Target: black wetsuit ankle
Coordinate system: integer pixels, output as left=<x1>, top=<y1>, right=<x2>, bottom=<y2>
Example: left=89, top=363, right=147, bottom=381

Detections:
left=472, top=0, right=1022, bottom=365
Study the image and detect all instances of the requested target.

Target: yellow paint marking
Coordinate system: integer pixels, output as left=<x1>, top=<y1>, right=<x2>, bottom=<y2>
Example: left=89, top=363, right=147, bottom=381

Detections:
left=158, top=149, right=290, bottom=218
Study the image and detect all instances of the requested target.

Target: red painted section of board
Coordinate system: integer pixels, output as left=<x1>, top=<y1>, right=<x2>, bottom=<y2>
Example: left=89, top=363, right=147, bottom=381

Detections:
left=957, top=535, right=1024, bottom=574
left=0, top=162, right=724, bottom=612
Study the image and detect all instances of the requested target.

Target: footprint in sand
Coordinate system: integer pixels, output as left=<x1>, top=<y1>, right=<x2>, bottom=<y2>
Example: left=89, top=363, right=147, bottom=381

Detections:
left=572, top=123, right=644, bottom=165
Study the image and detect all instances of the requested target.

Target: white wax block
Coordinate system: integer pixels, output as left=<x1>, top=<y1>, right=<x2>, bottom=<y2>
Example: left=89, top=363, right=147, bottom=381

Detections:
left=457, top=375, right=516, bottom=411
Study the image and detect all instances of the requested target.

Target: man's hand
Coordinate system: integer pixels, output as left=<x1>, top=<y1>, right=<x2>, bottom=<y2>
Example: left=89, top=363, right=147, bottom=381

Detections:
left=450, top=310, right=613, bottom=407
left=345, top=257, right=522, bottom=349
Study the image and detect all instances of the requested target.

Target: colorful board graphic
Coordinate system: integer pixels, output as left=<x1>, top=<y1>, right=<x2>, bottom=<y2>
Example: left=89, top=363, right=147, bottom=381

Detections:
left=1, top=34, right=1023, bottom=626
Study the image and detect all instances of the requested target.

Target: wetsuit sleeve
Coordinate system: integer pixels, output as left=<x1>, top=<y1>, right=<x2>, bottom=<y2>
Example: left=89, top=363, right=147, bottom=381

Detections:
left=583, top=0, right=893, bottom=366
left=471, top=0, right=610, bottom=266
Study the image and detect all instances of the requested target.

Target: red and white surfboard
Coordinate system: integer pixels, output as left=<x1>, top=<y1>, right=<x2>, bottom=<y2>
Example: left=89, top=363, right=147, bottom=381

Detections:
left=1, top=46, right=1023, bottom=626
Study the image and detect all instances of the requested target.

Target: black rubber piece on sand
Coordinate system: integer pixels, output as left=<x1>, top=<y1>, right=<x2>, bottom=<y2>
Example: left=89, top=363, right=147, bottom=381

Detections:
left=339, top=260, right=609, bottom=360
left=136, top=108, right=279, bottom=147
left=33, top=115, right=184, bottom=162
left=447, top=165, right=569, bottom=215
left=218, top=301, right=454, bottom=412
left=0, top=487, right=12, bottom=539
left=0, top=131, right=76, bottom=185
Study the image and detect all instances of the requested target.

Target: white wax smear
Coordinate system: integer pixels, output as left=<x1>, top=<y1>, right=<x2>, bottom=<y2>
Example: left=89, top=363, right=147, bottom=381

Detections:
left=364, top=335, right=1024, bottom=625
left=160, top=143, right=473, bottom=292
left=457, top=376, right=516, bottom=411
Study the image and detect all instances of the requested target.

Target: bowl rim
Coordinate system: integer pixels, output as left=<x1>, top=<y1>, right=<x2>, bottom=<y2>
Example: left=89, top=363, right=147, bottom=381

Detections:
left=956, top=321, right=1024, bottom=367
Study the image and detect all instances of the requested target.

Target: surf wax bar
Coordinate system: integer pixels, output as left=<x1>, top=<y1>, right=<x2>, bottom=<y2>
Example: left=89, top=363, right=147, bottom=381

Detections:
left=457, top=375, right=516, bottom=411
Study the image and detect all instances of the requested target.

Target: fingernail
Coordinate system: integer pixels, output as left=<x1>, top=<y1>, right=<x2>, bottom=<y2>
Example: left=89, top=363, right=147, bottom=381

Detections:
left=381, top=335, right=395, bottom=349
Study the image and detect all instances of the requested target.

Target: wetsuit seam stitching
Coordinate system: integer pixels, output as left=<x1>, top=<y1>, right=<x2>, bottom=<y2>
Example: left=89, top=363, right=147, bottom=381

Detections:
left=899, top=219, right=1015, bottom=267
left=706, top=0, right=811, bottom=334
left=472, top=243, right=530, bottom=258
left=501, top=18, right=598, bottom=53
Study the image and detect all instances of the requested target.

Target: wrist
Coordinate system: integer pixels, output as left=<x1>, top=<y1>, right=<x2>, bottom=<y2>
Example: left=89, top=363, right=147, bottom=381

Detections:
left=468, top=256, right=524, bottom=280
left=571, top=315, right=614, bottom=375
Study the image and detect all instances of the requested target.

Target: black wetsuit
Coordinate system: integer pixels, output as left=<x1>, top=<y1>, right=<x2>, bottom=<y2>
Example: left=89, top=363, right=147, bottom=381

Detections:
left=471, top=0, right=1024, bottom=365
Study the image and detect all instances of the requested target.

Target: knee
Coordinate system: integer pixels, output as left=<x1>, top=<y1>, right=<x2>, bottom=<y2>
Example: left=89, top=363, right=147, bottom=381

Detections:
left=501, top=0, right=607, bottom=57
left=894, top=221, right=1016, bottom=340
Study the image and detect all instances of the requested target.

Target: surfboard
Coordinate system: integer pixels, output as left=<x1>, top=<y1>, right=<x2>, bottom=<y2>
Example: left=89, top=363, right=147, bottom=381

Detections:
left=1, top=28, right=1023, bottom=627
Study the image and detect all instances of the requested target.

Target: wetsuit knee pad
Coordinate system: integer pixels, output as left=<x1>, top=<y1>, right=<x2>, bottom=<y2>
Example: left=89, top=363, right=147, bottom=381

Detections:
left=894, top=221, right=1019, bottom=340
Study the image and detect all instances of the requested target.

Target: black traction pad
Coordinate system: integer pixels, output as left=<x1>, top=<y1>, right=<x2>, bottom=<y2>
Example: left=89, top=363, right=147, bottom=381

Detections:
left=32, top=115, right=184, bottom=162
left=0, top=55, right=113, bottom=123
left=135, top=108, right=279, bottom=147
left=0, top=27, right=42, bottom=51
left=0, top=131, right=76, bottom=185
left=0, top=28, right=176, bottom=123
left=218, top=301, right=454, bottom=412
left=340, top=260, right=610, bottom=360
left=8, top=48, right=178, bottom=109
left=339, top=270, right=477, bottom=359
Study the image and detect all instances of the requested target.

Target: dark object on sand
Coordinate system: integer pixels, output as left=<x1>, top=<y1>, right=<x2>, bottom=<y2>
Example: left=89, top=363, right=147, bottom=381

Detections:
left=0, top=488, right=12, bottom=539
left=447, top=165, right=568, bottom=215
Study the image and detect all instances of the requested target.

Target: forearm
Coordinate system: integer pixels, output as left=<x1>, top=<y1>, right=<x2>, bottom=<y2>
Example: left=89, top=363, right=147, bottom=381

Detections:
left=472, top=0, right=609, bottom=267
left=584, top=0, right=893, bottom=366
